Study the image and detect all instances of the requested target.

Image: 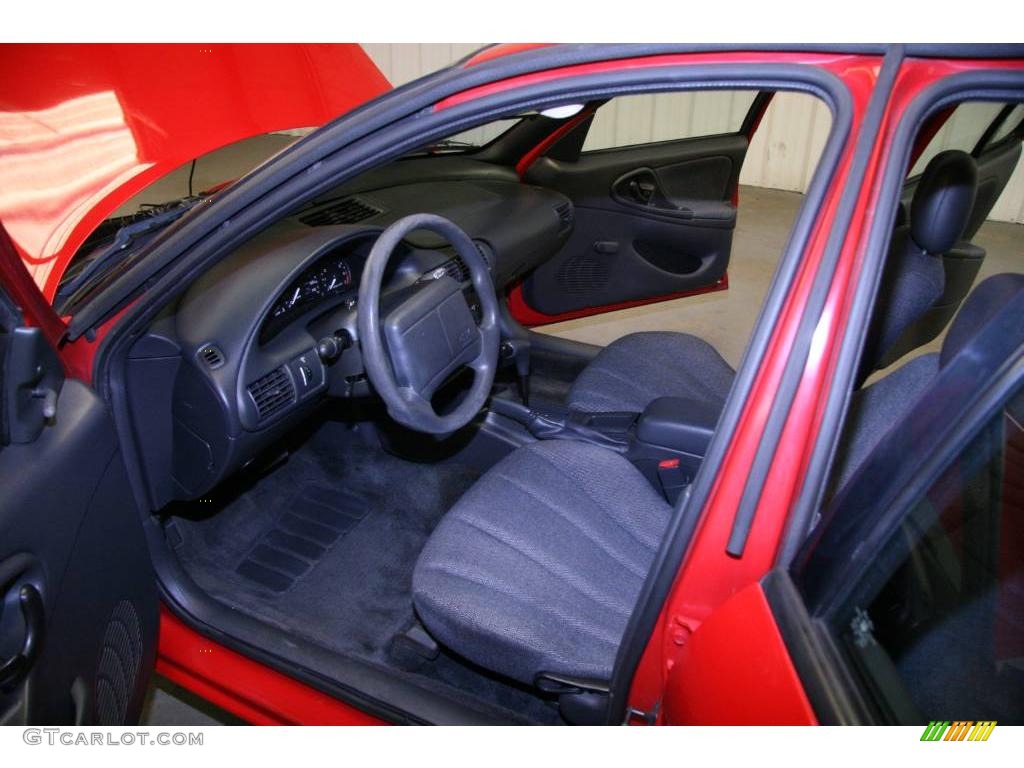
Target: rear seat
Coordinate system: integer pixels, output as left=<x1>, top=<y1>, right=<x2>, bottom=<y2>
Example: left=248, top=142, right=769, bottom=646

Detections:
left=834, top=273, right=1024, bottom=492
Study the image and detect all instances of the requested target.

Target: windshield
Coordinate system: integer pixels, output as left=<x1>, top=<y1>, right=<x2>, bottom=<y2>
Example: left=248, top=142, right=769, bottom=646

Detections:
left=408, top=117, right=525, bottom=155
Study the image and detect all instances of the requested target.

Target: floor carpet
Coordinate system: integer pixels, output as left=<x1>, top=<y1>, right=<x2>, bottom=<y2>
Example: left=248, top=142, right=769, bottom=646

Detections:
left=169, top=421, right=560, bottom=723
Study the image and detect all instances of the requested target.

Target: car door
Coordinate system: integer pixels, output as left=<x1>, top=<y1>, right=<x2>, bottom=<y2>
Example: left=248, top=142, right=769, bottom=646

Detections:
left=513, top=91, right=771, bottom=322
left=658, top=273, right=1024, bottom=725
left=0, top=225, right=158, bottom=726
left=784, top=370, right=1024, bottom=726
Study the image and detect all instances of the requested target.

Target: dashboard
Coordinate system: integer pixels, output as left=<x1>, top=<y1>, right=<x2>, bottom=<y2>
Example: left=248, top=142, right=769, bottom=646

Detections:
left=124, top=168, right=573, bottom=507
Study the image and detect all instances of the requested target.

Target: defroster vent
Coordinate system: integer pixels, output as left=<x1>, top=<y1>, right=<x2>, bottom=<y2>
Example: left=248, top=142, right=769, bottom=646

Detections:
left=299, top=196, right=384, bottom=227
left=247, top=367, right=296, bottom=423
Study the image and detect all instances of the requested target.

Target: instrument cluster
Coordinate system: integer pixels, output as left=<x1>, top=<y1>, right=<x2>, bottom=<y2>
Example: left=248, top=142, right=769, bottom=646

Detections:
left=261, top=247, right=361, bottom=343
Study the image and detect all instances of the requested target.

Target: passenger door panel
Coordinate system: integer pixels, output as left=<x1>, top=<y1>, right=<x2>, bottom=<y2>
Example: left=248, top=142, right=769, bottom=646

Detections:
left=521, top=133, right=747, bottom=316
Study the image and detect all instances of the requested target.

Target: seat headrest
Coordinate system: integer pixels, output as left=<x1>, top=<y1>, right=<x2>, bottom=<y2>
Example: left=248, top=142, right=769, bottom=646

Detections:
left=941, top=273, right=1024, bottom=367
left=910, top=150, right=978, bottom=254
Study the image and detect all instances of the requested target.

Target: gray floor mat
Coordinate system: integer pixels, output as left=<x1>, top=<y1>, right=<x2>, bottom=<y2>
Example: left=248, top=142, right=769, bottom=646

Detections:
left=169, top=421, right=559, bottom=723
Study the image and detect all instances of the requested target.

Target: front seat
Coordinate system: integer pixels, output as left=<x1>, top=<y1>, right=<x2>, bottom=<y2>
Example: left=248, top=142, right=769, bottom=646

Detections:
left=413, top=273, right=1024, bottom=705
left=566, top=149, right=979, bottom=413
left=413, top=438, right=672, bottom=687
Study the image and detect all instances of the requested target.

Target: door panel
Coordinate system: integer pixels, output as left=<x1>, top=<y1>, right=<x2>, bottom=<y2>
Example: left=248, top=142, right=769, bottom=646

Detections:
left=0, top=270, right=157, bottom=724
left=521, top=133, right=748, bottom=316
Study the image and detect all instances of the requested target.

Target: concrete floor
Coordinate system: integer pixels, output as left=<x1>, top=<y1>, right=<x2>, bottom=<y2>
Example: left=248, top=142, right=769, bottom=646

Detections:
left=141, top=677, right=245, bottom=726
left=134, top=146, right=1022, bottom=725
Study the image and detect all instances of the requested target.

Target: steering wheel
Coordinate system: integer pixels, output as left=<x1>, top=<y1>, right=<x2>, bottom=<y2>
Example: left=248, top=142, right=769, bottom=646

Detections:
left=357, top=214, right=500, bottom=435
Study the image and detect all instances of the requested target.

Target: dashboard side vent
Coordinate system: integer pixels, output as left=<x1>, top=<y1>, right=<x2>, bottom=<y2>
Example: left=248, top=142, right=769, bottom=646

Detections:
left=247, top=367, right=295, bottom=423
left=441, top=255, right=470, bottom=282
left=555, top=202, right=574, bottom=231
left=299, top=196, right=384, bottom=227
left=423, top=243, right=491, bottom=284
left=198, top=344, right=225, bottom=369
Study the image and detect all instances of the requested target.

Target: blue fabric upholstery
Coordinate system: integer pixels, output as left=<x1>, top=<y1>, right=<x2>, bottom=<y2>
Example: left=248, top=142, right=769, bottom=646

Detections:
left=836, top=273, right=1024, bottom=489
left=858, top=228, right=946, bottom=378
left=412, top=439, right=671, bottom=686
left=940, top=273, right=1024, bottom=366
left=567, top=331, right=735, bottom=413
left=832, top=353, right=940, bottom=491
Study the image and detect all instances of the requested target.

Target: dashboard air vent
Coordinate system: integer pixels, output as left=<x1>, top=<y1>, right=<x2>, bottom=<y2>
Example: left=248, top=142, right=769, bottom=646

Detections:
left=299, top=196, right=383, bottom=227
left=555, top=202, right=574, bottom=231
left=441, top=255, right=470, bottom=282
left=422, top=244, right=491, bottom=284
left=198, top=344, right=225, bottom=369
left=247, top=367, right=295, bottom=423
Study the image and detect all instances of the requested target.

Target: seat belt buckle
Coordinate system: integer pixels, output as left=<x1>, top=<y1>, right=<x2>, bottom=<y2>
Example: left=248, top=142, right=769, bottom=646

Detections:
left=656, top=457, right=689, bottom=504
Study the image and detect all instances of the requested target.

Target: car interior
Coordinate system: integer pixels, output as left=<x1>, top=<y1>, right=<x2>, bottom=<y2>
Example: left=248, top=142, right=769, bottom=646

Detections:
left=72, top=90, right=1023, bottom=724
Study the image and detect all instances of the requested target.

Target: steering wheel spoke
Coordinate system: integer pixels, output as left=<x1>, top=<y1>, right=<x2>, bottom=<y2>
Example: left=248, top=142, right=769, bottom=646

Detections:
left=357, top=214, right=499, bottom=435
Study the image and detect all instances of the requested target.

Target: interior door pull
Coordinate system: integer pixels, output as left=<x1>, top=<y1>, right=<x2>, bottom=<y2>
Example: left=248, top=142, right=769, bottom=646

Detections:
left=628, top=179, right=656, bottom=204
left=0, top=584, right=45, bottom=691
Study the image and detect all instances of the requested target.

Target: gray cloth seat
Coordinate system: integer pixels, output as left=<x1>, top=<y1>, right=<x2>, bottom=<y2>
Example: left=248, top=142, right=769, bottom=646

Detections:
left=567, top=331, right=736, bottom=413
left=412, top=439, right=672, bottom=686
left=413, top=274, right=1024, bottom=693
left=834, top=272, right=1024, bottom=492
left=567, top=150, right=979, bottom=414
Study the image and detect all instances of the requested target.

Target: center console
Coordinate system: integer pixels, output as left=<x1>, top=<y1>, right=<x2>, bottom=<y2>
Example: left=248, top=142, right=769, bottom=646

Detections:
left=490, top=395, right=721, bottom=504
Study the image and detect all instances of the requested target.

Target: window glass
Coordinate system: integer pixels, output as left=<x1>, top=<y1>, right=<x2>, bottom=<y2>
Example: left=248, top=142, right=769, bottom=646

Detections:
left=908, top=101, right=1005, bottom=176
left=582, top=91, right=758, bottom=152
left=988, top=104, right=1024, bottom=147
left=425, top=118, right=523, bottom=151
left=831, top=388, right=1024, bottom=723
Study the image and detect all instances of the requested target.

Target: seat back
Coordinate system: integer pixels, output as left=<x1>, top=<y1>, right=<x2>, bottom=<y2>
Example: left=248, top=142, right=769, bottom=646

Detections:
left=858, top=150, right=979, bottom=381
left=835, top=273, right=1024, bottom=492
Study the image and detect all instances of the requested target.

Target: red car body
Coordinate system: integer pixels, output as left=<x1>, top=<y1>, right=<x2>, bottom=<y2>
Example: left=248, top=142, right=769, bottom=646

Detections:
left=0, top=43, right=1021, bottom=725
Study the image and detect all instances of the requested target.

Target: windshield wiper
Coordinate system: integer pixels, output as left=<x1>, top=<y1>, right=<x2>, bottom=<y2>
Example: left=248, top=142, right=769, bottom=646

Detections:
left=56, top=196, right=204, bottom=309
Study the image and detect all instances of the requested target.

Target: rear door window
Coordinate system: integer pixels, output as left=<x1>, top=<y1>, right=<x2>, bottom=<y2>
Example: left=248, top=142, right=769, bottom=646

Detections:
left=826, top=387, right=1024, bottom=723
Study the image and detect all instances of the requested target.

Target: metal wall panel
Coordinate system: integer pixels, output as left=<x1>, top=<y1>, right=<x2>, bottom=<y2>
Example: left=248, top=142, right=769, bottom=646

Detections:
left=362, top=44, right=1024, bottom=223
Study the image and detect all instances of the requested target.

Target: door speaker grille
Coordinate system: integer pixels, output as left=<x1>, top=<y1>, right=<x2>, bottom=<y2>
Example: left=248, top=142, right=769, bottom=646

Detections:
left=557, top=253, right=610, bottom=295
left=94, top=600, right=143, bottom=726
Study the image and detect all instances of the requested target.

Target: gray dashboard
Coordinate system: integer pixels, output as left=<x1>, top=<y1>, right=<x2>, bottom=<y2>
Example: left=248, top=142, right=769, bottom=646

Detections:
left=125, top=171, right=572, bottom=507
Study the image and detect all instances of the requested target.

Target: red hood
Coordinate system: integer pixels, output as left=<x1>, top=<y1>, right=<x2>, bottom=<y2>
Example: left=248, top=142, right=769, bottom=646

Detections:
left=0, top=44, right=391, bottom=301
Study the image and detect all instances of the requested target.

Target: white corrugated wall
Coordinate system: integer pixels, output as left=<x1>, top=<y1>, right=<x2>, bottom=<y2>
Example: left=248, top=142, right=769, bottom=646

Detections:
left=362, top=44, right=1024, bottom=224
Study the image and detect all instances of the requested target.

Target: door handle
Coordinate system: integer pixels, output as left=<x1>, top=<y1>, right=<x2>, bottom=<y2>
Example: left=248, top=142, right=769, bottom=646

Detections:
left=627, top=178, right=656, bottom=205
left=613, top=169, right=672, bottom=210
left=0, top=584, right=44, bottom=692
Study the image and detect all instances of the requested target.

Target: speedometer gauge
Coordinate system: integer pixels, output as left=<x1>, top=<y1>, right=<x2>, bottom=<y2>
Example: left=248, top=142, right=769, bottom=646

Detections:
left=262, top=246, right=359, bottom=344
left=322, top=257, right=353, bottom=295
